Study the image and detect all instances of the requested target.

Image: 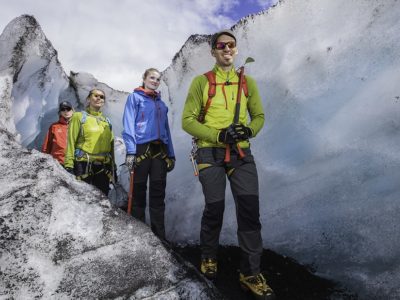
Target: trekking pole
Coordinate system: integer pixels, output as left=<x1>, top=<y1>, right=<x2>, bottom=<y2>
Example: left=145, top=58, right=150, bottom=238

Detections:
left=127, top=170, right=135, bottom=215
left=225, top=57, right=255, bottom=162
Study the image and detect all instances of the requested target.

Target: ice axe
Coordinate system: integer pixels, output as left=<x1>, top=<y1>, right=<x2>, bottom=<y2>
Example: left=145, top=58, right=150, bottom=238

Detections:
left=127, top=170, right=135, bottom=215
left=234, top=57, right=255, bottom=124
left=240, top=56, right=255, bottom=68
left=224, top=56, right=255, bottom=162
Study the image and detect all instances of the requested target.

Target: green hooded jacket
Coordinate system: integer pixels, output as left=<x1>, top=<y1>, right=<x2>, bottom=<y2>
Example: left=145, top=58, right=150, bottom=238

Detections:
left=64, top=108, right=114, bottom=169
left=182, top=65, right=265, bottom=148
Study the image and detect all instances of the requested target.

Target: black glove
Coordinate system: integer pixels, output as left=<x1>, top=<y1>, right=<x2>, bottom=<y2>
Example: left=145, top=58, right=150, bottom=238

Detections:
left=125, top=154, right=137, bottom=171
left=165, top=157, right=175, bottom=172
left=218, top=128, right=236, bottom=144
left=65, top=167, right=75, bottom=175
left=230, top=124, right=252, bottom=141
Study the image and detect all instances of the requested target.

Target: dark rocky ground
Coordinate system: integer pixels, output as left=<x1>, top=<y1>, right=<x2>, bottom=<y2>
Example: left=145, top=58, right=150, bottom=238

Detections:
left=172, top=245, right=358, bottom=300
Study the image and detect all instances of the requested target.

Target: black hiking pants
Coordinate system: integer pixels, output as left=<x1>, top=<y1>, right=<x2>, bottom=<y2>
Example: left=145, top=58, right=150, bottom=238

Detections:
left=131, top=143, right=168, bottom=240
left=197, top=147, right=262, bottom=276
left=74, top=161, right=111, bottom=195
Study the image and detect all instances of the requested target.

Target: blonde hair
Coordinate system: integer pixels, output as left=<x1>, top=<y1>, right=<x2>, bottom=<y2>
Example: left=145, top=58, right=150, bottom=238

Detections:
left=86, top=89, right=106, bottom=108
left=141, top=68, right=161, bottom=88
left=87, top=89, right=106, bottom=100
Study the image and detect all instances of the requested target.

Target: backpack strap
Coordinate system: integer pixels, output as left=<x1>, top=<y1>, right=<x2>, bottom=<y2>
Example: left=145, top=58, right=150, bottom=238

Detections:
left=105, top=117, right=112, bottom=130
left=205, top=71, right=217, bottom=99
left=79, top=111, right=87, bottom=138
left=198, top=71, right=249, bottom=123
left=198, top=71, right=216, bottom=123
left=81, top=110, right=112, bottom=129
left=81, top=110, right=87, bottom=123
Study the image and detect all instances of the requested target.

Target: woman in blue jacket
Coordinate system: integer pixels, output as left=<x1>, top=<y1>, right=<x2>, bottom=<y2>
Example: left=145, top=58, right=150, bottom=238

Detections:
left=122, top=68, right=175, bottom=240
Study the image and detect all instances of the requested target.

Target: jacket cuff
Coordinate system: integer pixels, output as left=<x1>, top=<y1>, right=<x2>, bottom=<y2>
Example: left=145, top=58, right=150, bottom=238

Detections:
left=249, top=127, right=255, bottom=138
left=215, top=130, right=222, bottom=143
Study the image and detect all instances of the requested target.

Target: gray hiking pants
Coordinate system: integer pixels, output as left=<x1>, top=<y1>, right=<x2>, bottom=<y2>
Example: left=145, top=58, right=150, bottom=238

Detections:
left=197, top=147, right=263, bottom=276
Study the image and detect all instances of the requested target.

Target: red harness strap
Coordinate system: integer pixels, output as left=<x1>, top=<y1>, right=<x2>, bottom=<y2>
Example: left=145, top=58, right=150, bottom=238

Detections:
left=198, top=71, right=248, bottom=123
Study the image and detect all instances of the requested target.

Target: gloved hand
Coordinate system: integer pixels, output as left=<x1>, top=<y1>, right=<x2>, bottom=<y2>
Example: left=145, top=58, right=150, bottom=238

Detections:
left=65, top=167, right=75, bottom=175
left=125, top=154, right=137, bottom=171
left=230, top=124, right=252, bottom=141
left=165, top=157, right=175, bottom=172
left=218, top=128, right=236, bottom=144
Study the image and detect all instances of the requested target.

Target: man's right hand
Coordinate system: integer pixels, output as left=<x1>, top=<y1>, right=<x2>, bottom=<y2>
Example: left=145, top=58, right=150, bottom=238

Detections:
left=125, top=154, right=137, bottom=171
left=218, top=128, right=236, bottom=144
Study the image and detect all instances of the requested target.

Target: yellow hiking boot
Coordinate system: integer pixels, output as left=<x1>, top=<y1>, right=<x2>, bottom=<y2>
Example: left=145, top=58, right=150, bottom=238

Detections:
left=239, top=273, right=276, bottom=300
left=200, top=258, right=217, bottom=279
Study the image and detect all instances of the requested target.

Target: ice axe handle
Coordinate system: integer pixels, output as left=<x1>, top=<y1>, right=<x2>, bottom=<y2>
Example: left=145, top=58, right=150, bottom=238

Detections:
left=234, top=66, right=245, bottom=124
left=224, top=144, right=231, bottom=163
left=233, top=66, right=246, bottom=160
left=190, top=153, right=199, bottom=176
left=127, top=170, right=134, bottom=215
left=237, top=144, right=245, bottom=159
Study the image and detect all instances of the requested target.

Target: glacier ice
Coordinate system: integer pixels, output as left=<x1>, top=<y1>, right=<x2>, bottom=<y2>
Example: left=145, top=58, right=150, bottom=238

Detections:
left=1, top=0, right=400, bottom=298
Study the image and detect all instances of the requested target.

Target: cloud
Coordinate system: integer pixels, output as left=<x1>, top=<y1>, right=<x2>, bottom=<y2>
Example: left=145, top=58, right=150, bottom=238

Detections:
left=0, top=0, right=242, bottom=91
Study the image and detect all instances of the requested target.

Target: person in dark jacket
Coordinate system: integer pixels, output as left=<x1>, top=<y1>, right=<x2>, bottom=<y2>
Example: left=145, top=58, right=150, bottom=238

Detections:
left=42, top=101, right=74, bottom=165
left=122, top=68, right=175, bottom=240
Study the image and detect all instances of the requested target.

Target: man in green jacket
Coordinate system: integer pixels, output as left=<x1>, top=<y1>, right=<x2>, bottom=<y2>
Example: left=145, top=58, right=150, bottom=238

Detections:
left=182, top=30, right=275, bottom=299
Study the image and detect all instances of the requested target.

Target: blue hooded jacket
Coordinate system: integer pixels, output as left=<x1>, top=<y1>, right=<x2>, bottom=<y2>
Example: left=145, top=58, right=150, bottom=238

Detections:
left=122, top=87, right=175, bottom=157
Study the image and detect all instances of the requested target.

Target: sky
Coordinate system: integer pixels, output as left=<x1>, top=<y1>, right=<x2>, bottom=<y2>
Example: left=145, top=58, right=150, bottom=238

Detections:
left=0, top=0, right=278, bottom=92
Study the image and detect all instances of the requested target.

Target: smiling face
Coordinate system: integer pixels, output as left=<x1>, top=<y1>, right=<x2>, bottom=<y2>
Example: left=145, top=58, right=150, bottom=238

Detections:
left=60, top=107, right=74, bottom=120
left=143, top=71, right=161, bottom=91
left=211, top=34, right=238, bottom=70
left=87, top=89, right=105, bottom=111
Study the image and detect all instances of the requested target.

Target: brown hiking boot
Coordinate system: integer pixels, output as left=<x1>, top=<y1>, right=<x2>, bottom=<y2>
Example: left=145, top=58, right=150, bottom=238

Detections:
left=240, top=273, right=276, bottom=300
left=200, top=258, right=217, bottom=279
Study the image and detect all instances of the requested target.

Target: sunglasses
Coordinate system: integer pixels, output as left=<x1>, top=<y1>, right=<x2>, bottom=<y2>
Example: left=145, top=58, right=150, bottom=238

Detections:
left=92, top=94, right=105, bottom=99
left=60, top=107, right=72, bottom=112
left=215, top=41, right=236, bottom=50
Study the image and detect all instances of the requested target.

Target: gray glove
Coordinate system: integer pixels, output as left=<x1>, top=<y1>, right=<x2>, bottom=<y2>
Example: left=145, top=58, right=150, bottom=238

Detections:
left=165, top=157, right=175, bottom=172
left=125, top=154, right=137, bottom=171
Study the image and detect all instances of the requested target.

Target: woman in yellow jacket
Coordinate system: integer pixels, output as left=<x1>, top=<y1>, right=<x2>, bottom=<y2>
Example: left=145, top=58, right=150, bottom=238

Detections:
left=64, top=89, right=115, bottom=195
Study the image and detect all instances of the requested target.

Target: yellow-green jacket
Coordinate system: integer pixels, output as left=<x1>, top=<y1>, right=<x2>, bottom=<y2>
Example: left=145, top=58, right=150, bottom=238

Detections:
left=182, top=65, right=265, bottom=148
left=64, top=108, right=114, bottom=169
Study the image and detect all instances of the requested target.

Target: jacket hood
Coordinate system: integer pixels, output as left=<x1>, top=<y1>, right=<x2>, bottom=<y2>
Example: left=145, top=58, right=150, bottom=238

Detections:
left=134, top=87, right=161, bottom=100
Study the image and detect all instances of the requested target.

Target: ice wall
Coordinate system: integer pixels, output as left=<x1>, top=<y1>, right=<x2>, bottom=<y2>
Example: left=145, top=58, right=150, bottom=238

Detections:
left=0, top=15, right=72, bottom=146
left=1, top=0, right=400, bottom=297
